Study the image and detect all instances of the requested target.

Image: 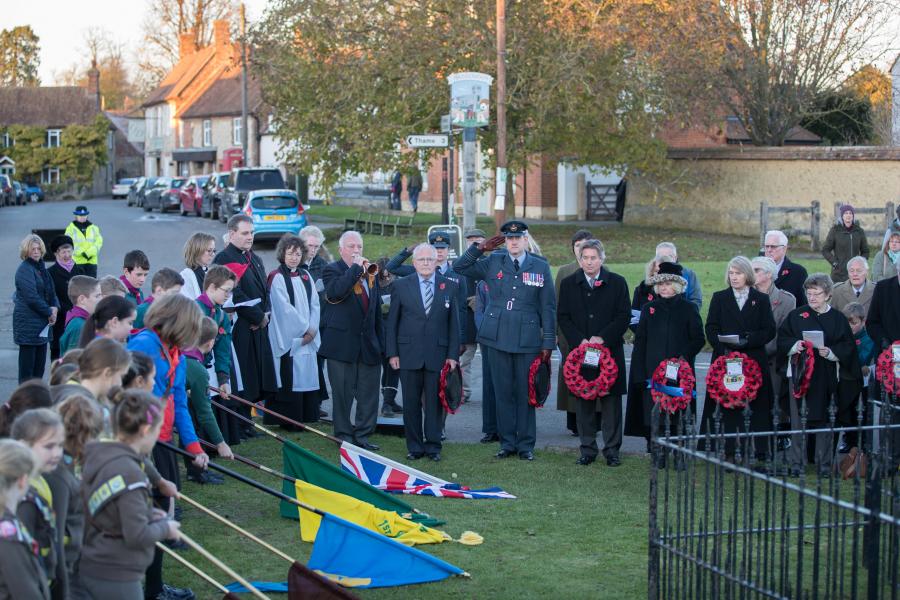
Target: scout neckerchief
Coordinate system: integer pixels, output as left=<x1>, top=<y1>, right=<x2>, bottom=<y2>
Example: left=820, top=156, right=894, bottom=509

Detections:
left=156, top=331, right=181, bottom=400
left=119, top=275, right=144, bottom=304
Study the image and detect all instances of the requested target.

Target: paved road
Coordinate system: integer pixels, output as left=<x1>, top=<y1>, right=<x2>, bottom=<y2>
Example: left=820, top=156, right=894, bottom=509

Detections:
left=0, top=198, right=713, bottom=457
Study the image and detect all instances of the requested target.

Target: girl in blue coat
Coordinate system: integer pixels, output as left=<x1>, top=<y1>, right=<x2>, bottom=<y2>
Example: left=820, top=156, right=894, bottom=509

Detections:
left=14, top=235, right=59, bottom=383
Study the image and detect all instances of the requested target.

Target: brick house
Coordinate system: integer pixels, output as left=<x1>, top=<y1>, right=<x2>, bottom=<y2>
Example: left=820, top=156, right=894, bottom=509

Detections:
left=0, top=65, right=116, bottom=194
left=142, top=20, right=261, bottom=178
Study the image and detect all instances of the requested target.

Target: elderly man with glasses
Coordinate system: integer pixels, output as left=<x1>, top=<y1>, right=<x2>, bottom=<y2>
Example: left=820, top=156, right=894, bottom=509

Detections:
left=764, top=230, right=809, bottom=306
left=831, top=256, right=873, bottom=315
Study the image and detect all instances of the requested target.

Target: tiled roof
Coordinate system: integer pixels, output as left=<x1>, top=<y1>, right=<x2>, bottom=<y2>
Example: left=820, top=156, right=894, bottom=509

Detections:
left=0, top=86, right=101, bottom=127
left=141, top=46, right=218, bottom=107
left=179, top=69, right=263, bottom=119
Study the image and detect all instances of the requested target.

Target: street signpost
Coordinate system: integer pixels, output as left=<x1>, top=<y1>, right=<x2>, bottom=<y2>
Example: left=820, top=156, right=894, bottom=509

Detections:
left=405, top=134, right=449, bottom=148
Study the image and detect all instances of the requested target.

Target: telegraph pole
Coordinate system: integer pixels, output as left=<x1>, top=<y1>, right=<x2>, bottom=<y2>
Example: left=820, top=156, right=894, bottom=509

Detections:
left=494, top=0, right=507, bottom=229
left=240, top=3, right=249, bottom=167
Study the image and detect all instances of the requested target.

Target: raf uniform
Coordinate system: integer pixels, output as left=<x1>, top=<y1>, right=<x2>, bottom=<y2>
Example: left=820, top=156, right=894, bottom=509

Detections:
left=454, top=221, right=556, bottom=460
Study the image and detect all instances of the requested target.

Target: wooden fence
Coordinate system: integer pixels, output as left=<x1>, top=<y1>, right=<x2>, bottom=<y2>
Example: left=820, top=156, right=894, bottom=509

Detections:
left=760, top=200, right=896, bottom=251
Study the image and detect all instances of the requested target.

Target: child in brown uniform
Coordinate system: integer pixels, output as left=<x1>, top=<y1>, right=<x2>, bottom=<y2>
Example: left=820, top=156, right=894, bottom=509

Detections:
left=0, top=439, right=50, bottom=600
left=80, top=390, right=181, bottom=599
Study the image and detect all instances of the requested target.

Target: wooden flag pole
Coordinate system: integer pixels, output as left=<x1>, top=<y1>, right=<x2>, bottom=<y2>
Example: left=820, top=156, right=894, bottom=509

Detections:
left=179, top=493, right=295, bottom=564
left=179, top=532, right=270, bottom=600
left=209, top=385, right=342, bottom=444
left=198, top=439, right=297, bottom=484
left=156, top=542, right=232, bottom=595
left=209, top=398, right=291, bottom=445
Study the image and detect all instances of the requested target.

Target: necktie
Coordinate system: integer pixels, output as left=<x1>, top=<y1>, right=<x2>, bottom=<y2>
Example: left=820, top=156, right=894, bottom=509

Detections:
left=513, top=258, right=520, bottom=272
left=423, top=279, right=433, bottom=315
left=855, top=289, right=861, bottom=298
left=588, top=277, right=595, bottom=288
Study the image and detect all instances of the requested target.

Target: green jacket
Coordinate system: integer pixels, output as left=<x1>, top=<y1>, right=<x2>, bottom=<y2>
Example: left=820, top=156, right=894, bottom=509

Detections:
left=59, top=317, right=86, bottom=354
left=64, top=222, right=103, bottom=266
left=196, top=298, right=232, bottom=385
left=822, top=222, right=869, bottom=283
left=185, top=356, right=224, bottom=445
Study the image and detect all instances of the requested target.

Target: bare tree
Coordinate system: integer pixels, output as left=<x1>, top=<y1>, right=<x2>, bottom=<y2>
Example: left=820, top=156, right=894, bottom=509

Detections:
left=135, top=0, right=238, bottom=92
left=55, top=28, right=137, bottom=110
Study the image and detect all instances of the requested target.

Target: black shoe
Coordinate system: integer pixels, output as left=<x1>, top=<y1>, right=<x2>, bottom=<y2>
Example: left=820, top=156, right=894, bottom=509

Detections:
left=519, top=451, right=535, bottom=461
left=606, top=456, right=621, bottom=467
left=575, top=456, right=595, bottom=466
left=388, top=403, right=403, bottom=414
left=155, top=584, right=196, bottom=600
left=319, top=409, right=329, bottom=418
left=406, top=452, right=423, bottom=460
left=187, top=471, right=224, bottom=485
left=569, top=430, right=579, bottom=437
left=837, top=441, right=851, bottom=454
left=381, top=406, right=395, bottom=418
left=428, top=453, right=441, bottom=462
left=496, top=449, right=515, bottom=459
left=358, top=442, right=380, bottom=451
left=480, top=433, right=499, bottom=443
left=243, top=427, right=260, bottom=439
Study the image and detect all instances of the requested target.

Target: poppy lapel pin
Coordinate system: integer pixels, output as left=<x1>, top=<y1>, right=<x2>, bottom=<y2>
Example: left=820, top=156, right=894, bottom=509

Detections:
left=439, top=282, right=446, bottom=290
left=647, top=293, right=653, bottom=301
left=782, top=269, right=789, bottom=276
left=496, top=271, right=503, bottom=280
left=593, top=280, right=603, bottom=288
left=800, top=311, right=810, bottom=319
left=649, top=307, right=655, bottom=315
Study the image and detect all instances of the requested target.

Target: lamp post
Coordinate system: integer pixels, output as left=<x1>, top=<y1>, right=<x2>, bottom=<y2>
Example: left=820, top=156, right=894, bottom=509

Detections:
left=447, top=72, right=493, bottom=234
left=495, top=0, right=507, bottom=230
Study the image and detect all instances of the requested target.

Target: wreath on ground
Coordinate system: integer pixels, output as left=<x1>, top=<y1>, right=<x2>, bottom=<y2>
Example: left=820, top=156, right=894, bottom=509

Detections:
left=650, top=358, right=695, bottom=414
left=563, top=343, right=618, bottom=400
left=705, top=352, right=762, bottom=410
left=791, top=341, right=816, bottom=399
left=875, top=341, right=900, bottom=396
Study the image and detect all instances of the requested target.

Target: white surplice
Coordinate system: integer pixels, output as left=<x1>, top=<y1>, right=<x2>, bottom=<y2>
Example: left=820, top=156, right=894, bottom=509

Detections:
left=268, top=269, right=321, bottom=392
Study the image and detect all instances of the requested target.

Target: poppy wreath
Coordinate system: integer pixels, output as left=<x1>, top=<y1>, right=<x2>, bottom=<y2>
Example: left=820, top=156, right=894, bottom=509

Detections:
left=875, top=341, right=900, bottom=396
left=650, top=358, right=695, bottom=414
left=528, top=353, right=552, bottom=407
left=563, top=343, right=618, bottom=400
left=438, top=362, right=464, bottom=414
left=791, top=341, right=816, bottom=399
left=705, top=351, right=762, bottom=410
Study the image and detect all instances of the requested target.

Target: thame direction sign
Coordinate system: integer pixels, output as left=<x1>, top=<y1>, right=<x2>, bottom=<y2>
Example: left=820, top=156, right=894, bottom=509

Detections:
left=406, top=134, right=449, bottom=148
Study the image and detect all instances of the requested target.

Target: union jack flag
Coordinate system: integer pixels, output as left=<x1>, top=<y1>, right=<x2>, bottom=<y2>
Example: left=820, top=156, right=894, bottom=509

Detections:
left=340, top=442, right=516, bottom=500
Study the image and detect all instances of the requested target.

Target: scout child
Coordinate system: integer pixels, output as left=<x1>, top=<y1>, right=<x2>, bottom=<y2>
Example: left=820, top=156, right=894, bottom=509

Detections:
left=58, top=276, right=101, bottom=355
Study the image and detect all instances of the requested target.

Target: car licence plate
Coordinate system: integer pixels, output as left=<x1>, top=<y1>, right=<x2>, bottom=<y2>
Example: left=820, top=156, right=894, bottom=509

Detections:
left=263, top=215, right=287, bottom=221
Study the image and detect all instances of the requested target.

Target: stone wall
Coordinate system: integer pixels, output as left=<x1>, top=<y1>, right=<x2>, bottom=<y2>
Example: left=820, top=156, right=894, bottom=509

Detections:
left=626, top=146, right=900, bottom=240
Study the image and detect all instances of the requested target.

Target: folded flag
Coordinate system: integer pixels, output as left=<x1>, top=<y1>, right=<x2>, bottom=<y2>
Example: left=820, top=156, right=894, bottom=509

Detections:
left=294, top=479, right=447, bottom=546
left=280, top=440, right=442, bottom=526
left=225, top=561, right=362, bottom=599
left=340, top=442, right=516, bottom=500
left=308, top=513, right=466, bottom=588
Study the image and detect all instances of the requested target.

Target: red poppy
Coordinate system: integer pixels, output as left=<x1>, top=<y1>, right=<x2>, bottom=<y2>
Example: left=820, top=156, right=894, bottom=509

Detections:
left=647, top=293, right=653, bottom=301
left=218, top=327, right=225, bottom=335
left=593, top=280, right=603, bottom=288
left=751, top=300, right=756, bottom=306
left=301, top=273, right=309, bottom=281
left=855, top=339, right=861, bottom=346
left=782, top=269, right=789, bottom=276
left=800, top=311, right=810, bottom=319
left=439, top=282, right=446, bottom=290
left=496, top=271, right=503, bottom=280
left=649, top=307, right=656, bottom=315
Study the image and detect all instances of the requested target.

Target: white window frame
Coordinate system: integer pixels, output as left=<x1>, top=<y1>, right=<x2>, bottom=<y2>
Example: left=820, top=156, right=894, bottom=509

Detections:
left=1, top=132, right=12, bottom=148
left=203, top=119, right=212, bottom=146
left=232, top=117, right=242, bottom=145
left=47, top=129, right=61, bottom=148
left=41, top=167, right=60, bottom=184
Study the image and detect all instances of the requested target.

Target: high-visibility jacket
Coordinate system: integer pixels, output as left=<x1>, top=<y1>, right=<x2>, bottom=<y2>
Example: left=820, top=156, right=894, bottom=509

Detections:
left=64, top=222, right=103, bottom=266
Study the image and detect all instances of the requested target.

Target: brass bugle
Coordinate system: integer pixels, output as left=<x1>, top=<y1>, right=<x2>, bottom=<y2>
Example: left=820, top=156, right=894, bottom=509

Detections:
left=366, top=261, right=380, bottom=276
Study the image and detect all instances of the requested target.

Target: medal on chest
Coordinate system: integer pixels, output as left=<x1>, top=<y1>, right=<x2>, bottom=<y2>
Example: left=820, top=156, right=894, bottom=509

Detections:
left=523, top=272, right=544, bottom=287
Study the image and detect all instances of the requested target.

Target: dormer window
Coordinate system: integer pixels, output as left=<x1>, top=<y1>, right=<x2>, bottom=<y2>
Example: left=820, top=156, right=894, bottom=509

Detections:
left=47, top=129, right=61, bottom=148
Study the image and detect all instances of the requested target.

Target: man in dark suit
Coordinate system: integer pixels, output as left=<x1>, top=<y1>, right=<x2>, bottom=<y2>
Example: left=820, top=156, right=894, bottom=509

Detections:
left=765, top=230, right=809, bottom=306
left=867, top=270, right=900, bottom=351
left=319, top=230, right=384, bottom=450
left=557, top=240, right=631, bottom=466
left=386, top=244, right=461, bottom=461
left=213, top=214, right=277, bottom=436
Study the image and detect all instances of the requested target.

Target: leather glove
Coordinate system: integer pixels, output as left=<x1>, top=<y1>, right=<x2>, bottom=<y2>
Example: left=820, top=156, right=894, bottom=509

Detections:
left=540, top=349, right=552, bottom=362
left=478, top=235, right=505, bottom=252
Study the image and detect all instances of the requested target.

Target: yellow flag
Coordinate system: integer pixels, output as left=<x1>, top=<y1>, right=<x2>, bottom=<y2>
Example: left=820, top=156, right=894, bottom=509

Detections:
left=295, top=479, right=448, bottom=546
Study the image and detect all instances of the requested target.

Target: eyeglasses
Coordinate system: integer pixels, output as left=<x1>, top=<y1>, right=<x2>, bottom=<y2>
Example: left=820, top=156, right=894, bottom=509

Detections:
left=763, top=244, right=785, bottom=250
left=217, top=286, right=234, bottom=296
left=414, top=258, right=437, bottom=263
left=806, top=289, right=827, bottom=298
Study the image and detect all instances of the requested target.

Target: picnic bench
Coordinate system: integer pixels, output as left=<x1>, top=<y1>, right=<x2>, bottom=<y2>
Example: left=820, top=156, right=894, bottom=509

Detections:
left=343, top=209, right=415, bottom=236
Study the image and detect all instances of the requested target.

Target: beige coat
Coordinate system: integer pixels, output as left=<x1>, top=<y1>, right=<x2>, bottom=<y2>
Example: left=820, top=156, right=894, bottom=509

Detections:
left=555, top=260, right=580, bottom=411
left=830, top=279, right=874, bottom=316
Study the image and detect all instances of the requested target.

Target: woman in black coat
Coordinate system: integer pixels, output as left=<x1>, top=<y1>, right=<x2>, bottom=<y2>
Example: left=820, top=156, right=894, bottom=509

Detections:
left=628, top=262, right=705, bottom=440
left=46, top=235, right=83, bottom=360
left=557, top=240, right=631, bottom=466
left=777, top=273, right=858, bottom=474
left=14, top=234, right=59, bottom=383
left=700, top=257, right=777, bottom=455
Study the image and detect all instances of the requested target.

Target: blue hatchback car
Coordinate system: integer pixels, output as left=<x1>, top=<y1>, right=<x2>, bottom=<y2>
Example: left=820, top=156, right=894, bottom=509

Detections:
left=243, top=189, right=308, bottom=240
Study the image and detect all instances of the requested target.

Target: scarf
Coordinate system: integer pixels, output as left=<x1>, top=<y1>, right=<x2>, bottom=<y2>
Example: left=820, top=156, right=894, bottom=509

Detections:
left=57, top=258, right=76, bottom=272
left=65, top=306, right=90, bottom=327
left=888, top=249, right=900, bottom=264
left=119, top=275, right=144, bottom=304
left=73, top=220, right=91, bottom=234
left=196, top=293, right=215, bottom=311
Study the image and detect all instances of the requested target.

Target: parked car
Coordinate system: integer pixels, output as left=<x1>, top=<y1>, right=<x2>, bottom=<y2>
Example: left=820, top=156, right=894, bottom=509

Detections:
left=0, top=175, right=12, bottom=206
left=143, top=177, right=186, bottom=212
left=221, top=167, right=286, bottom=222
left=201, top=172, right=230, bottom=220
left=133, top=177, right=157, bottom=208
left=12, top=181, right=24, bottom=205
left=179, top=175, right=210, bottom=216
left=127, top=177, right=145, bottom=206
left=23, top=183, right=44, bottom=203
left=243, top=190, right=307, bottom=240
left=112, top=177, right=136, bottom=199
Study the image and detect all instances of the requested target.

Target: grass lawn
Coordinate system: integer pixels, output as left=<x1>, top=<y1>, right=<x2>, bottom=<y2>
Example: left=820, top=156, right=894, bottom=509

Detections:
left=165, top=432, right=651, bottom=599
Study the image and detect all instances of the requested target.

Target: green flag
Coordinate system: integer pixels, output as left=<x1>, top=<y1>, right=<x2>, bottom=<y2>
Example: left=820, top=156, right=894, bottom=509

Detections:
left=280, top=440, right=442, bottom=527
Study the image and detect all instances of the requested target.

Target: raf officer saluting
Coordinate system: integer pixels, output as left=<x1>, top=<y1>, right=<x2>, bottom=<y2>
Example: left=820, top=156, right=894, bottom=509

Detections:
left=454, top=220, right=556, bottom=460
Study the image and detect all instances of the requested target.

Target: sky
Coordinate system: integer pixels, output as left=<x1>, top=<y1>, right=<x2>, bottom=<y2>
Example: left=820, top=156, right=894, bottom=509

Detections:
left=5, top=0, right=269, bottom=84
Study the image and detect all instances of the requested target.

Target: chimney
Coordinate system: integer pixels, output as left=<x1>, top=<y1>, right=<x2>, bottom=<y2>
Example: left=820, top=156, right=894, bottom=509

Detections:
left=213, top=20, right=230, bottom=53
left=86, top=60, right=101, bottom=110
left=179, top=31, right=197, bottom=59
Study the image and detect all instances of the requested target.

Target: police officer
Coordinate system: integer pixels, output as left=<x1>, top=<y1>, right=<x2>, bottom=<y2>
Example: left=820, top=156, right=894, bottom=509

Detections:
left=454, top=220, right=556, bottom=460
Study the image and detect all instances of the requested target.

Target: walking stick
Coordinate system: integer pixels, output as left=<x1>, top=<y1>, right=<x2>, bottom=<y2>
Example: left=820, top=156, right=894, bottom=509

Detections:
left=199, top=439, right=297, bottom=484
left=179, top=493, right=294, bottom=563
left=156, top=542, right=238, bottom=598
left=209, top=385, right=342, bottom=444
left=179, top=531, right=270, bottom=600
